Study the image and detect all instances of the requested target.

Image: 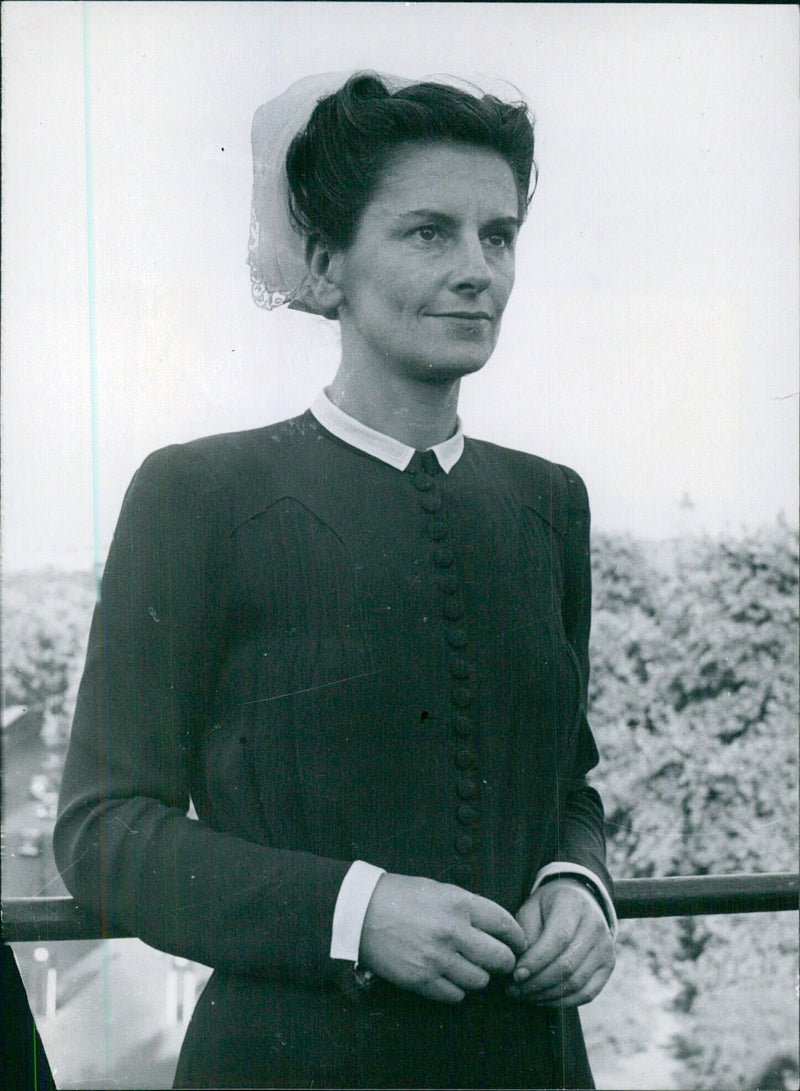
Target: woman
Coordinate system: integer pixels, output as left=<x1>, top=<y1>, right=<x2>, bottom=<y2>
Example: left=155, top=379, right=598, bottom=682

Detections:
left=55, top=72, right=616, bottom=1089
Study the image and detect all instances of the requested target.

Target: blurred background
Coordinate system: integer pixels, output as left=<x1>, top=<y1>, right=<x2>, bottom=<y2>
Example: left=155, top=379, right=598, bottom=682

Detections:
left=3, top=3, right=798, bottom=1088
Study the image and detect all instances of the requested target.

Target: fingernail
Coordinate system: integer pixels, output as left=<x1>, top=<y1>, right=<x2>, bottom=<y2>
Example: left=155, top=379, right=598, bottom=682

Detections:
left=514, top=968, right=530, bottom=983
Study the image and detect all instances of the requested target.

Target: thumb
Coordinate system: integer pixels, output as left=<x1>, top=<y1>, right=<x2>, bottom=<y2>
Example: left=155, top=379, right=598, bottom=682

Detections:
left=512, top=893, right=546, bottom=984
left=517, top=890, right=546, bottom=946
left=468, top=893, right=527, bottom=955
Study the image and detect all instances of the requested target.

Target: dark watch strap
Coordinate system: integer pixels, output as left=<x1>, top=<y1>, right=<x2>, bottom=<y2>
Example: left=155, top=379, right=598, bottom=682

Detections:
left=537, top=872, right=613, bottom=930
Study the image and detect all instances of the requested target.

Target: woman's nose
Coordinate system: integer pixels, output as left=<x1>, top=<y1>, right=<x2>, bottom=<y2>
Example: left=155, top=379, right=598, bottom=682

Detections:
left=450, top=235, right=492, bottom=294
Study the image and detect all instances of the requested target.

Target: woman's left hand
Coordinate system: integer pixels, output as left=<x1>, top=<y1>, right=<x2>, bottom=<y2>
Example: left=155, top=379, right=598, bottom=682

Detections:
left=506, top=878, right=615, bottom=1006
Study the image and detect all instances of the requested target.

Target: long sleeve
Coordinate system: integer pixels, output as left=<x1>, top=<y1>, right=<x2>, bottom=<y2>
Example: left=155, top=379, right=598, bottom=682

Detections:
left=54, top=444, right=352, bottom=985
left=545, top=465, right=614, bottom=902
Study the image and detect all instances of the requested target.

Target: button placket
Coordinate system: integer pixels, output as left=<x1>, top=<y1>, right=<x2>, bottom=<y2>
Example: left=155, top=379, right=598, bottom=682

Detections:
left=410, top=452, right=481, bottom=890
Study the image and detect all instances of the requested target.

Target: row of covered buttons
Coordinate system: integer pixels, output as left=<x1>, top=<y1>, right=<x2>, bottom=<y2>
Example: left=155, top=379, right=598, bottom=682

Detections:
left=413, top=453, right=480, bottom=889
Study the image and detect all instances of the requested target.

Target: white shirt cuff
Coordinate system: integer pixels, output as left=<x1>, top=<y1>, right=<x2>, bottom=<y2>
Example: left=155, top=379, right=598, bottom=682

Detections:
left=532, top=862, right=618, bottom=940
left=330, top=860, right=386, bottom=963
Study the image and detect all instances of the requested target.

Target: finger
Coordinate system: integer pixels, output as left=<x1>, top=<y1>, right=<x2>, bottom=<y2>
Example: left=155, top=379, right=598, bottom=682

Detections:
left=424, top=977, right=467, bottom=1004
left=467, top=894, right=527, bottom=955
left=520, top=932, right=603, bottom=992
left=517, top=958, right=590, bottom=1000
left=458, top=927, right=519, bottom=976
left=441, top=952, right=491, bottom=992
left=516, top=896, right=545, bottom=947
left=510, top=939, right=614, bottom=1000
left=514, top=884, right=607, bottom=982
left=529, top=963, right=614, bottom=1008
left=513, top=910, right=580, bottom=981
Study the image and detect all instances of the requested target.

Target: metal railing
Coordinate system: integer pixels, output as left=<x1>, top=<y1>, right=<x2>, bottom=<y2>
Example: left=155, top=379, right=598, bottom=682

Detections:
left=2, top=872, right=797, bottom=944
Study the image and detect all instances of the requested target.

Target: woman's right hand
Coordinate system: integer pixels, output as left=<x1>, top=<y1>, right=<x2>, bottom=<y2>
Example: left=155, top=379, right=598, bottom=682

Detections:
left=358, top=873, right=526, bottom=1003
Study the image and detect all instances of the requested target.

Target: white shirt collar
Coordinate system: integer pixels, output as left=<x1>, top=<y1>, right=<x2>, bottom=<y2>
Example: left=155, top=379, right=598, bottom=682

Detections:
left=310, top=389, right=465, bottom=474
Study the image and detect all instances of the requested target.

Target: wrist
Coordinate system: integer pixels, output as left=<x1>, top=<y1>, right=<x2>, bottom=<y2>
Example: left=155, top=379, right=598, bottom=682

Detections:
left=537, top=873, right=613, bottom=931
left=532, top=863, right=618, bottom=938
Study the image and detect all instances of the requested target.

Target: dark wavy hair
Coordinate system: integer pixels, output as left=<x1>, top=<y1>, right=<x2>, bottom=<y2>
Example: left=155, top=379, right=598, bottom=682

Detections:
left=286, top=73, right=536, bottom=250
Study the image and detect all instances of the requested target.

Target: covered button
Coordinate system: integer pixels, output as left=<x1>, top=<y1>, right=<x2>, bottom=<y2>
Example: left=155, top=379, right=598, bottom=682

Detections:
left=413, top=473, right=434, bottom=491
left=450, top=657, right=470, bottom=680
left=452, top=687, right=471, bottom=708
left=427, top=516, right=447, bottom=540
left=458, top=777, right=479, bottom=800
left=443, top=598, right=465, bottom=621
left=437, top=572, right=459, bottom=594
left=446, top=627, right=468, bottom=649
left=433, top=545, right=454, bottom=567
left=454, top=834, right=474, bottom=856
left=452, top=862, right=473, bottom=886
left=422, top=493, right=442, bottom=513
left=457, top=804, right=480, bottom=826
left=455, top=746, right=478, bottom=769
left=453, top=714, right=472, bottom=737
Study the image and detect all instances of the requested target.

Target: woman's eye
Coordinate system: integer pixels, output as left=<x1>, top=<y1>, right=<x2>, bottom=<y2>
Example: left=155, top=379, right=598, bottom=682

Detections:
left=414, top=225, right=441, bottom=242
left=484, top=231, right=514, bottom=250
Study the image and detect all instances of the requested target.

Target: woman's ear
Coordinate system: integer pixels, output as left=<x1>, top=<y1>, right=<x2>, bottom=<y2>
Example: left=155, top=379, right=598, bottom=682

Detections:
left=306, top=237, right=345, bottom=319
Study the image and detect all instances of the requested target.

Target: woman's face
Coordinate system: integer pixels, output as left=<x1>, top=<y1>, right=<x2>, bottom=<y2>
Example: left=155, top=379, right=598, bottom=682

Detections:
left=326, top=141, right=521, bottom=385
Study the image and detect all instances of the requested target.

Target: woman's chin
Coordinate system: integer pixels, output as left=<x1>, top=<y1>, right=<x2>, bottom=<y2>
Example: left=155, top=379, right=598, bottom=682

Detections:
left=409, top=349, right=495, bottom=384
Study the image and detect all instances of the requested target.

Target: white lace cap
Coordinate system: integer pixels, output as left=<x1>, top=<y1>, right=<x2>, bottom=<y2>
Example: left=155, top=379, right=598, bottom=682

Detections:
left=248, top=71, right=409, bottom=315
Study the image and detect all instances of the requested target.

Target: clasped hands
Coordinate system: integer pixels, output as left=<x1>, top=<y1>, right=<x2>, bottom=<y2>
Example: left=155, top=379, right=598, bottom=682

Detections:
left=359, top=873, right=615, bottom=1006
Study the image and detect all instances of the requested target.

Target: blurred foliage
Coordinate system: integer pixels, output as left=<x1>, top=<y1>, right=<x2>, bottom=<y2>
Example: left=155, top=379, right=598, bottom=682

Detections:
left=2, top=570, right=94, bottom=743
left=2, top=523, right=797, bottom=1089
left=592, top=523, right=798, bottom=881
left=590, top=520, right=799, bottom=1089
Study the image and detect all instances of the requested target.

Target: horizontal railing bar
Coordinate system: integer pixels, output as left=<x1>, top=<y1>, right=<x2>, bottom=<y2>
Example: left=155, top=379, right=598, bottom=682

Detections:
left=614, top=871, right=799, bottom=918
left=2, top=873, right=797, bottom=944
left=3, top=895, right=109, bottom=944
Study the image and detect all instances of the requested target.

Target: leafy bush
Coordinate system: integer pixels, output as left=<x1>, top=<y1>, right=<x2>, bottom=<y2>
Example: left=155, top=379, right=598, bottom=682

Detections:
left=590, top=521, right=798, bottom=1088
left=2, top=570, right=95, bottom=743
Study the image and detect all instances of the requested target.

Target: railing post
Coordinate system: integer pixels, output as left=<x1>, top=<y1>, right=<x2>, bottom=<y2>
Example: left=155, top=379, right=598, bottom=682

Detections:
left=31, top=946, right=57, bottom=1018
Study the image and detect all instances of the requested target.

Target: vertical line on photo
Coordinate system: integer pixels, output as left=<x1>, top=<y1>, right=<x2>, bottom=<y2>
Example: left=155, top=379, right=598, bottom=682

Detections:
left=82, top=0, right=102, bottom=606
left=82, top=2, right=113, bottom=1082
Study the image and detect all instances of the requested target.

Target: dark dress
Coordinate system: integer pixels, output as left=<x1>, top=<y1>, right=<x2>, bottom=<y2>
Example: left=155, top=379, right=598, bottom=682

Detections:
left=54, top=411, right=611, bottom=1089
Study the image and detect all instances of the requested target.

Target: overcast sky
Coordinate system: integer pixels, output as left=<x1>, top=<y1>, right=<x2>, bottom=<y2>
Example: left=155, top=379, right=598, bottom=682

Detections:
left=2, top=2, right=798, bottom=571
